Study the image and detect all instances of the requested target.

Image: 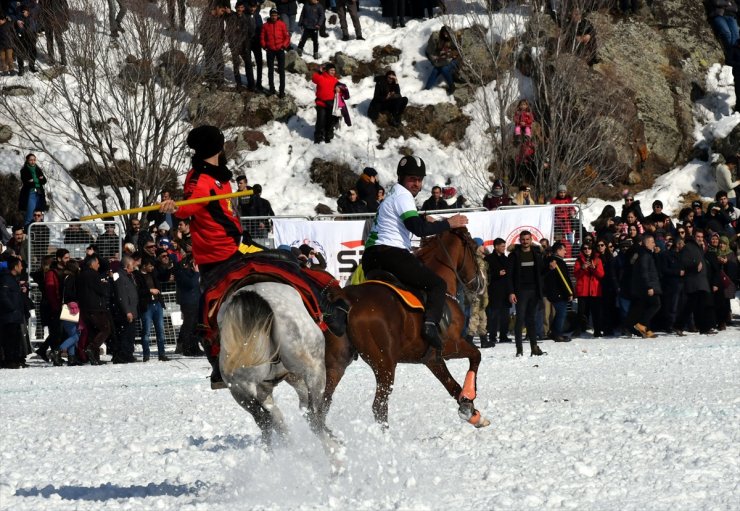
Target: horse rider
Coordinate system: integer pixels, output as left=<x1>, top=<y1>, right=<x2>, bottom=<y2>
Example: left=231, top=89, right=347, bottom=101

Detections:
left=159, top=124, right=259, bottom=388
left=361, top=155, right=469, bottom=349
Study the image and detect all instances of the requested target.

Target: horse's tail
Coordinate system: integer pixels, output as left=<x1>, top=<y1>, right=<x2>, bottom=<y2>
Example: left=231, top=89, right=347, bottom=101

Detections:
left=219, top=290, right=277, bottom=375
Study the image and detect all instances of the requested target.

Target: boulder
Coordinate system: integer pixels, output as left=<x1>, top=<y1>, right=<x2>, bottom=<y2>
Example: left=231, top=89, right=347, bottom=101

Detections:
left=334, top=52, right=360, bottom=77
left=285, top=50, right=309, bottom=75
left=309, top=158, right=358, bottom=198
left=186, top=85, right=298, bottom=129
left=0, top=124, right=12, bottom=143
left=239, top=129, right=270, bottom=151
left=372, top=45, right=402, bottom=67
left=712, top=123, right=740, bottom=161
left=158, top=49, right=190, bottom=87
left=377, top=103, right=471, bottom=147
left=0, top=85, right=34, bottom=97
left=119, top=58, right=153, bottom=87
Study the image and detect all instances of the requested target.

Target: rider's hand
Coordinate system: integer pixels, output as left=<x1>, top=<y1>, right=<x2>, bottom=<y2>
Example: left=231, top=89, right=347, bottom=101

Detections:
left=509, top=293, right=517, bottom=304
left=159, top=199, right=178, bottom=214
left=447, top=214, right=468, bottom=229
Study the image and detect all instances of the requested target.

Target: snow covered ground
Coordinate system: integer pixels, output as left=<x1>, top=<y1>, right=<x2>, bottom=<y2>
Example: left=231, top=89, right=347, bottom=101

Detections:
left=2, top=327, right=739, bottom=510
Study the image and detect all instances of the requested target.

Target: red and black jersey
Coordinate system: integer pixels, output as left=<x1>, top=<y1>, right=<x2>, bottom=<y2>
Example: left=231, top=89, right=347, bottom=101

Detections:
left=176, top=159, right=242, bottom=266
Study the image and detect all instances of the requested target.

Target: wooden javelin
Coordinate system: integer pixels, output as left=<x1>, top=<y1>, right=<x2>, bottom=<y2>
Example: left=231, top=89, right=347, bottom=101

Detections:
left=79, top=190, right=254, bottom=221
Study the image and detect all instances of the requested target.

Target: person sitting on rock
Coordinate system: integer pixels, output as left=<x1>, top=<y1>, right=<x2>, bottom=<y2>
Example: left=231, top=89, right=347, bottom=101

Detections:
left=368, top=70, right=409, bottom=127
left=424, top=25, right=459, bottom=95
left=355, top=167, right=381, bottom=212
left=707, top=0, right=739, bottom=50
left=565, top=7, right=598, bottom=65
left=297, top=0, right=324, bottom=59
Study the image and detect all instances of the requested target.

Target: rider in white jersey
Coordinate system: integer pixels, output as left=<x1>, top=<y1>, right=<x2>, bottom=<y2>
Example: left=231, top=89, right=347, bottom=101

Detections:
left=362, top=156, right=468, bottom=349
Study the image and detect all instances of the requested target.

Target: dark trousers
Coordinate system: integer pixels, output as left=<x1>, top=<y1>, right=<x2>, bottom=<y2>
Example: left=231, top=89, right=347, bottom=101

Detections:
left=712, top=291, right=731, bottom=327
left=577, top=295, right=602, bottom=334
left=338, top=0, right=362, bottom=37
left=378, top=97, right=408, bottom=117
left=314, top=104, right=336, bottom=143
left=390, top=0, right=405, bottom=23
left=362, top=245, right=447, bottom=324
left=298, top=28, right=319, bottom=54
left=250, top=42, right=263, bottom=87
left=266, top=49, right=285, bottom=94
left=675, top=290, right=713, bottom=332
left=117, top=319, right=136, bottom=358
left=627, top=293, right=661, bottom=329
left=178, top=303, right=200, bottom=352
left=16, top=36, right=37, bottom=71
left=1, top=323, right=26, bottom=364
left=202, top=43, right=225, bottom=84
left=486, top=304, right=510, bottom=342
left=230, top=46, right=254, bottom=87
left=83, top=310, right=113, bottom=351
left=46, top=26, right=66, bottom=65
left=514, top=288, right=540, bottom=343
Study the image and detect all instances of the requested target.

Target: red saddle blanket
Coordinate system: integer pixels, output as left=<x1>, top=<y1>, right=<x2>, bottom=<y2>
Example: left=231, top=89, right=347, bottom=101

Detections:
left=201, top=258, right=339, bottom=355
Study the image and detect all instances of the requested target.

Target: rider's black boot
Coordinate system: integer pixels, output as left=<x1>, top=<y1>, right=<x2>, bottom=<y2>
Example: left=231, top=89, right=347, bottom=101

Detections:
left=422, top=321, right=443, bottom=350
left=207, top=353, right=227, bottom=390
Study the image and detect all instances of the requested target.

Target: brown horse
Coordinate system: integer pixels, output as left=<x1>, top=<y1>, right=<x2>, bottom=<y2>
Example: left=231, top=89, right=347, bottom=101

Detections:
left=322, top=228, right=491, bottom=428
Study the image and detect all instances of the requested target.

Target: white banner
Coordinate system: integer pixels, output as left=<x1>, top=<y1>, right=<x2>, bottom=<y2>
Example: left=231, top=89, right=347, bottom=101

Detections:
left=273, top=207, right=554, bottom=284
left=463, top=207, right=555, bottom=250
left=273, top=219, right=368, bottom=286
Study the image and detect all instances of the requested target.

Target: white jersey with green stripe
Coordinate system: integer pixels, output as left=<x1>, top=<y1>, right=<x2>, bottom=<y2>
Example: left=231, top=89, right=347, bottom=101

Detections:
left=365, top=183, right=418, bottom=250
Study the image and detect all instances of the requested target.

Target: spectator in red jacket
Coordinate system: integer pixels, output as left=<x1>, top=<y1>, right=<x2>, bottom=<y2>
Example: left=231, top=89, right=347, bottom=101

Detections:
left=513, top=99, right=534, bottom=144
left=312, top=62, right=340, bottom=143
left=574, top=243, right=605, bottom=337
left=260, top=8, right=289, bottom=97
left=550, top=184, right=576, bottom=242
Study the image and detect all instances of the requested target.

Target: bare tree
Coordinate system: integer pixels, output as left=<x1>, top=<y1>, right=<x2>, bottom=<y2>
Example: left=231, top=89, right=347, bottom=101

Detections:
left=0, top=0, right=204, bottom=223
left=446, top=0, right=626, bottom=203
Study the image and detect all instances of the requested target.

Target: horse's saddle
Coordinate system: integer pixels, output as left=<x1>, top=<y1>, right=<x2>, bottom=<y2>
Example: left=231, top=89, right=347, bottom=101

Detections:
left=201, top=251, right=346, bottom=347
left=362, top=270, right=453, bottom=332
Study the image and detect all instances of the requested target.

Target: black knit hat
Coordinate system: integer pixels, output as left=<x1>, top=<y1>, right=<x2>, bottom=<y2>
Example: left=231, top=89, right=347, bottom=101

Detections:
left=187, top=125, right=224, bottom=158
left=363, top=167, right=377, bottom=176
left=397, top=156, right=426, bottom=178
left=299, top=244, right=313, bottom=256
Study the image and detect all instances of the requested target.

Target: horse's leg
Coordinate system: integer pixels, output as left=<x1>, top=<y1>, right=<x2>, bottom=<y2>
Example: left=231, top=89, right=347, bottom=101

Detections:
left=426, top=342, right=491, bottom=428
left=320, top=332, right=354, bottom=423
left=371, top=361, right=397, bottom=428
left=229, top=386, right=277, bottom=447
left=285, top=373, right=310, bottom=410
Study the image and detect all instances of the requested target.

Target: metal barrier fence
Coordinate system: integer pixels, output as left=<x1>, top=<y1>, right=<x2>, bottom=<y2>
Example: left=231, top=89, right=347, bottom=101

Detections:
left=26, top=206, right=580, bottom=346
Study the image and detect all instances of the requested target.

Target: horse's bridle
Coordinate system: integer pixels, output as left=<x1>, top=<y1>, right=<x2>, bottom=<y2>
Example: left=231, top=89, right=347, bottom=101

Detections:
left=439, top=230, right=486, bottom=297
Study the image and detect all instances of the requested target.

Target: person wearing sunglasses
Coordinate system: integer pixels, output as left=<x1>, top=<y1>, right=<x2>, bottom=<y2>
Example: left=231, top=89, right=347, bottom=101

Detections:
left=596, top=239, right=618, bottom=336
left=620, top=190, right=645, bottom=224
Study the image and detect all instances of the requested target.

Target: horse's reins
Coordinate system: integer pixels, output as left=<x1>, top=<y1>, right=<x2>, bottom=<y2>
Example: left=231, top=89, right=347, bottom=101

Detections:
left=438, top=232, right=483, bottom=297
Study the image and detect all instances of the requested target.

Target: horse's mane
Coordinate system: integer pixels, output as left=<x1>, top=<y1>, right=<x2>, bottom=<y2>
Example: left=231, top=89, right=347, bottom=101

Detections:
left=416, top=227, right=472, bottom=258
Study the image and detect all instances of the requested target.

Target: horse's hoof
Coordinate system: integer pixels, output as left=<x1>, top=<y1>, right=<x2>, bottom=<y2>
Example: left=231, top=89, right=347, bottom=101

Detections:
left=472, top=413, right=491, bottom=428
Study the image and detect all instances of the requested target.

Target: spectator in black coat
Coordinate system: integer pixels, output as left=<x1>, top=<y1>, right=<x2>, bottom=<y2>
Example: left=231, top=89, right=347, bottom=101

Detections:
left=226, top=0, right=255, bottom=90
left=485, top=238, right=512, bottom=345
left=627, top=234, right=662, bottom=337
left=13, top=3, right=40, bottom=75
left=368, top=71, right=408, bottom=127
left=244, top=183, right=275, bottom=238
left=77, top=255, right=112, bottom=364
left=198, top=1, right=227, bottom=86
left=174, top=256, right=203, bottom=356
left=296, top=0, right=324, bottom=58
left=506, top=231, right=546, bottom=357
left=39, top=0, right=69, bottom=66
left=337, top=188, right=368, bottom=214
left=112, top=255, right=138, bottom=363
left=675, top=232, right=716, bottom=335
left=18, top=154, right=47, bottom=229
left=248, top=0, right=264, bottom=92
left=421, top=186, right=448, bottom=212
left=620, top=191, right=645, bottom=222
left=96, top=222, right=121, bottom=261
left=355, top=167, right=381, bottom=213
left=543, top=241, right=573, bottom=342
left=0, top=256, right=29, bottom=368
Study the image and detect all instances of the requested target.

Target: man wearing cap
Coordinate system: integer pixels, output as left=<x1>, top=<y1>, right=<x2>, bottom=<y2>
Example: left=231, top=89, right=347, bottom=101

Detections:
left=362, top=156, right=468, bottom=349
left=261, top=8, right=289, bottom=97
left=691, top=200, right=708, bottom=230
